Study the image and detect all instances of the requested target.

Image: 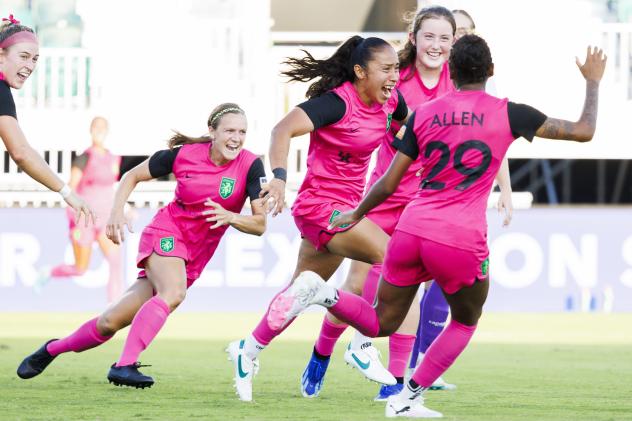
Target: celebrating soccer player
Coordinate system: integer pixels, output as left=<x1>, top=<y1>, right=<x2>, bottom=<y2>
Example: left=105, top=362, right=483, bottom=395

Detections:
left=17, top=103, right=267, bottom=388
left=265, top=36, right=606, bottom=418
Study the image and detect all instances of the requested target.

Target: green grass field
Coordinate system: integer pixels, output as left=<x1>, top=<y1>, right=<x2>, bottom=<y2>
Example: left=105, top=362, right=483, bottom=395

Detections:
left=1, top=313, right=631, bottom=421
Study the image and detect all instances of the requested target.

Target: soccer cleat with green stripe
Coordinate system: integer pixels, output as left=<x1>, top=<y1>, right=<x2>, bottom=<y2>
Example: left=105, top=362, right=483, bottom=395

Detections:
left=226, top=339, right=259, bottom=402
left=343, top=343, right=396, bottom=385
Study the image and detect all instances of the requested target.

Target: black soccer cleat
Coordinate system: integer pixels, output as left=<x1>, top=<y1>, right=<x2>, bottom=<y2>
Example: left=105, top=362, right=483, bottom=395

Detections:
left=107, top=362, right=154, bottom=389
left=17, top=339, right=58, bottom=379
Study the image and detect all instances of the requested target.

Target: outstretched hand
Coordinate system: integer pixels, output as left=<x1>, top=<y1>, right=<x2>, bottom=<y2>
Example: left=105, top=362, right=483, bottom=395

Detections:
left=576, top=46, right=607, bottom=83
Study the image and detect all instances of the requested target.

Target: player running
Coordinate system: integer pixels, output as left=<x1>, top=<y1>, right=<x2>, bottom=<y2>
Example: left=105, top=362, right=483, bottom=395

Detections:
left=266, top=36, right=606, bottom=417
left=37, top=117, right=146, bottom=303
left=301, top=6, right=512, bottom=400
left=17, top=103, right=267, bottom=388
left=227, top=36, right=408, bottom=402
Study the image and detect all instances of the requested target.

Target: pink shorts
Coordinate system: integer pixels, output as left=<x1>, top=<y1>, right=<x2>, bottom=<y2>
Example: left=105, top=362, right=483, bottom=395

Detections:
left=136, top=226, right=196, bottom=288
left=366, top=204, right=404, bottom=237
left=293, top=202, right=356, bottom=251
left=67, top=207, right=106, bottom=247
left=383, top=229, right=489, bottom=295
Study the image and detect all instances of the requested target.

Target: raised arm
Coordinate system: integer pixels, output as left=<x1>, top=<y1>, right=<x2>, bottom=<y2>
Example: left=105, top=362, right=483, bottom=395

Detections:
left=262, top=107, right=314, bottom=216
left=535, top=46, right=606, bottom=142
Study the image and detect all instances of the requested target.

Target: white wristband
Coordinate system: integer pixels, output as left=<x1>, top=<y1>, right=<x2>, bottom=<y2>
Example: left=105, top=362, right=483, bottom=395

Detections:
left=58, top=184, right=71, bottom=199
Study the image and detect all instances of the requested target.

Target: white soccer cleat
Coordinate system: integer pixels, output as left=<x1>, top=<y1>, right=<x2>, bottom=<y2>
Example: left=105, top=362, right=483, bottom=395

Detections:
left=385, top=393, right=443, bottom=418
left=267, top=271, right=334, bottom=331
left=226, top=339, right=259, bottom=402
left=343, top=343, right=396, bottom=385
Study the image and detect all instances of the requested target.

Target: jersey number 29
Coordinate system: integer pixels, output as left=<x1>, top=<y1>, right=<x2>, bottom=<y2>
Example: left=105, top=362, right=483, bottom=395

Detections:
left=420, top=140, right=492, bottom=191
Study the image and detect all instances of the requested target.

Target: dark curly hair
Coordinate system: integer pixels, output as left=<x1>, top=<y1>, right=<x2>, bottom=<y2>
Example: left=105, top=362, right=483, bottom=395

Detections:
left=449, top=34, right=492, bottom=87
left=282, top=36, right=392, bottom=98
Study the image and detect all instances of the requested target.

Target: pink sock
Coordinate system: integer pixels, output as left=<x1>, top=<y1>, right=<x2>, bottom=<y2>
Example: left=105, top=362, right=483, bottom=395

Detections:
left=252, top=284, right=296, bottom=345
left=328, top=290, right=380, bottom=337
left=46, top=317, right=112, bottom=356
left=105, top=250, right=124, bottom=303
left=361, top=264, right=381, bottom=305
left=51, top=264, right=85, bottom=278
left=314, top=316, right=348, bottom=356
left=388, top=333, right=416, bottom=378
left=116, top=296, right=170, bottom=367
left=411, top=320, right=477, bottom=388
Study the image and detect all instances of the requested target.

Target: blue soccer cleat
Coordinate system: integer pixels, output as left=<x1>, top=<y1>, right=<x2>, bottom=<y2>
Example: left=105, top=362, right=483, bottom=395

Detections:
left=301, top=350, right=331, bottom=398
left=374, top=382, right=404, bottom=401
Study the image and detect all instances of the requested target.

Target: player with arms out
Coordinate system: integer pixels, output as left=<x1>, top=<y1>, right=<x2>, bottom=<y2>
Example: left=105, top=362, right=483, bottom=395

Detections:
left=227, top=36, right=409, bottom=402
left=17, top=103, right=267, bottom=388
left=266, top=36, right=606, bottom=418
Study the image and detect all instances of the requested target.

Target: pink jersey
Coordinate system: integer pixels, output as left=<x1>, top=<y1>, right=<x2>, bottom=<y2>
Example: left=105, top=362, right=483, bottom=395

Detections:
left=291, top=81, right=401, bottom=218
left=396, top=90, right=514, bottom=255
left=366, top=63, right=455, bottom=211
left=144, top=143, right=257, bottom=280
left=71, top=147, right=121, bottom=226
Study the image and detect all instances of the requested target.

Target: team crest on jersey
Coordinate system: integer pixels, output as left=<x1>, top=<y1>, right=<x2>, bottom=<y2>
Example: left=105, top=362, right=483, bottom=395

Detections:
left=160, top=236, right=175, bottom=253
left=386, top=113, right=393, bottom=132
left=480, top=258, right=489, bottom=277
left=219, top=177, right=236, bottom=199
left=329, top=209, right=350, bottom=229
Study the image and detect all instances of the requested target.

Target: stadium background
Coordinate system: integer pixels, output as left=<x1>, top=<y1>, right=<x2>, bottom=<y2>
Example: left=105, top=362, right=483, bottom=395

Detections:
left=1, top=1, right=631, bottom=420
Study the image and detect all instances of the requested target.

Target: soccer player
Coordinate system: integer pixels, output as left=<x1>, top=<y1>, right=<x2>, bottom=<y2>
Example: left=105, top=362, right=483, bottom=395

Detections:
left=17, top=103, right=267, bottom=388
left=408, top=7, right=497, bottom=393
left=39, top=117, right=146, bottom=303
left=0, top=14, right=93, bottom=223
left=268, top=36, right=606, bottom=417
left=227, top=36, right=408, bottom=402
left=302, top=6, right=512, bottom=400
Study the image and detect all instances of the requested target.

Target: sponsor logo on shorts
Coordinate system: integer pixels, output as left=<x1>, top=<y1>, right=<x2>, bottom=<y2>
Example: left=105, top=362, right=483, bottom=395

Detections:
left=219, top=177, right=236, bottom=199
left=481, top=258, right=489, bottom=276
left=386, top=113, right=393, bottom=132
left=160, top=236, right=175, bottom=253
left=329, top=209, right=350, bottom=229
